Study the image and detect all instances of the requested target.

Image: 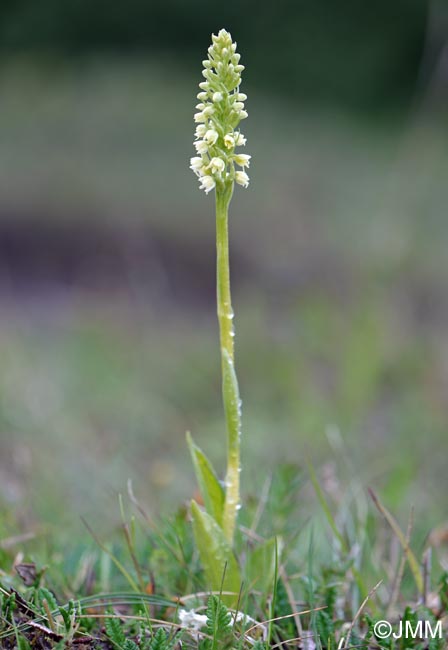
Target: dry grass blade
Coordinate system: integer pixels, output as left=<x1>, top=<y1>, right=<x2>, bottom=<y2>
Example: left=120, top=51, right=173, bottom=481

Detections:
left=81, top=517, right=139, bottom=592
left=387, top=507, right=414, bottom=617
left=422, top=546, right=432, bottom=607
left=0, top=532, right=36, bottom=549
left=279, top=566, right=303, bottom=639
left=343, top=580, right=382, bottom=649
left=244, top=606, right=327, bottom=635
left=119, top=493, right=145, bottom=592
left=307, top=461, right=346, bottom=550
left=368, top=488, right=423, bottom=595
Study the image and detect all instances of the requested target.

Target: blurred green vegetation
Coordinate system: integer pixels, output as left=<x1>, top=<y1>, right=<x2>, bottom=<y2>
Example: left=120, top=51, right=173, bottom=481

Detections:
left=0, top=0, right=429, bottom=113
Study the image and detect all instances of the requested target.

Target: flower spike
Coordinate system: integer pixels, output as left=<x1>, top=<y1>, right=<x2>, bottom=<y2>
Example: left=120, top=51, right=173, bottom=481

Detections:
left=190, top=29, right=250, bottom=193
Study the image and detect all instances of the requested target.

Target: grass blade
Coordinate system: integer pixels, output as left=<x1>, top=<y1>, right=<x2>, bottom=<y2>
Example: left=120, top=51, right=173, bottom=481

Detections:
left=368, top=487, right=423, bottom=595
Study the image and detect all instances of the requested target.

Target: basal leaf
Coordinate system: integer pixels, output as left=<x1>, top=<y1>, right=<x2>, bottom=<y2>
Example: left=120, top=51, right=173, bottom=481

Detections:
left=187, top=432, right=224, bottom=527
left=190, top=500, right=241, bottom=606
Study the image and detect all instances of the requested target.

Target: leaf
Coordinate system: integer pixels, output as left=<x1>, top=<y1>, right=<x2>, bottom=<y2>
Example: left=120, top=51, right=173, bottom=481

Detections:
left=105, top=615, right=126, bottom=647
left=149, top=629, right=169, bottom=650
left=38, top=587, right=58, bottom=612
left=123, top=641, right=139, bottom=650
left=203, top=595, right=233, bottom=650
left=245, top=536, right=283, bottom=596
left=187, top=432, right=224, bottom=527
left=190, top=500, right=241, bottom=606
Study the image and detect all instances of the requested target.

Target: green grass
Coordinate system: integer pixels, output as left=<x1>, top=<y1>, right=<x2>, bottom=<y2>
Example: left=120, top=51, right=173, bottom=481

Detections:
left=0, top=58, right=447, bottom=647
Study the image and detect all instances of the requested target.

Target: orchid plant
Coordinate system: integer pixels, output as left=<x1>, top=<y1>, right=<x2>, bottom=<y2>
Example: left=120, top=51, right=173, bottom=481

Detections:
left=187, top=28, right=251, bottom=601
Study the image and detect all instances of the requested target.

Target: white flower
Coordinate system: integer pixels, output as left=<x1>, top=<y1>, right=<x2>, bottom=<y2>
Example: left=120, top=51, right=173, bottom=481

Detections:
left=199, top=175, right=216, bottom=194
left=190, top=157, right=206, bottom=176
left=224, top=133, right=235, bottom=149
left=208, top=157, right=226, bottom=174
left=202, top=105, right=214, bottom=117
left=235, top=133, right=246, bottom=146
left=194, top=140, right=208, bottom=154
left=235, top=171, right=249, bottom=188
left=194, top=112, right=206, bottom=123
left=178, top=609, right=208, bottom=631
left=204, top=129, right=219, bottom=145
left=238, top=109, right=248, bottom=119
left=233, top=154, right=251, bottom=168
left=195, top=124, right=207, bottom=138
left=212, top=92, right=223, bottom=102
left=233, top=102, right=245, bottom=111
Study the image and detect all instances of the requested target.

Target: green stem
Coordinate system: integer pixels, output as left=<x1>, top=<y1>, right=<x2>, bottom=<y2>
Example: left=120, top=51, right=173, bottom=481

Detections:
left=215, top=181, right=241, bottom=544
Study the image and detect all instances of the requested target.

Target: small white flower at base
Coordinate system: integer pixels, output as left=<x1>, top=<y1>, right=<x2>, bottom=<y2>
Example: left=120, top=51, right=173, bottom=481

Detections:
left=209, top=157, right=226, bottom=175
left=224, top=133, right=235, bottom=149
left=235, top=133, right=246, bottom=146
left=199, top=175, right=216, bottom=194
left=238, top=109, right=248, bottom=119
left=178, top=609, right=208, bottom=632
left=194, top=140, right=209, bottom=155
left=204, top=129, right=219, bottom=145
left=235, top=171, right=249, bottom=188
left=234, top=154, right=251, bottom=168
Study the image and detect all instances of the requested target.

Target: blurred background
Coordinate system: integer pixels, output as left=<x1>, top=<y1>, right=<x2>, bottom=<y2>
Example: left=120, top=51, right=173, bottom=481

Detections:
left=0, top=0, right=447, bottom=541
